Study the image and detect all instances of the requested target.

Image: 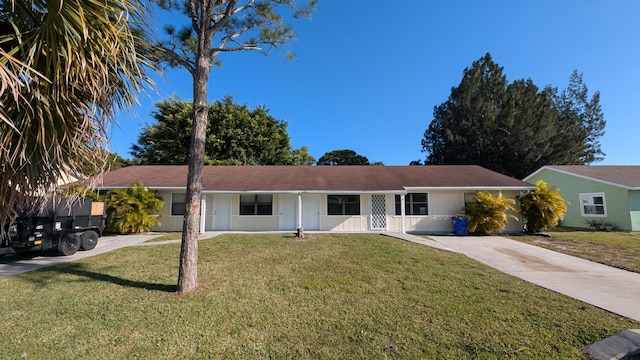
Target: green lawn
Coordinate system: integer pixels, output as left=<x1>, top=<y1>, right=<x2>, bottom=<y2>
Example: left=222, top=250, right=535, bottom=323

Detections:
left=508, top=229, right=640, bottom=273
left=1, top=233, right=637, bottom=359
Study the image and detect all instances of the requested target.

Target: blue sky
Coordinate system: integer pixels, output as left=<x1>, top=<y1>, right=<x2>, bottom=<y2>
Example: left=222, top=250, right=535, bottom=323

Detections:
left=110, top=1, right=640, bottom=168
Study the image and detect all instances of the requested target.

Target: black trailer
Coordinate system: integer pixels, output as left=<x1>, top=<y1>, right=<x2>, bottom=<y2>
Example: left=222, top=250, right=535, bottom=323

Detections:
left=8, top=198, right=106, bottom=256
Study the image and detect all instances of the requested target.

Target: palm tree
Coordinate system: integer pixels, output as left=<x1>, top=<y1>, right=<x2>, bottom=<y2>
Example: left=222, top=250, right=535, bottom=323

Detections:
left=0, top=0, right=156, bottom=228
left=519, top=180, right=568, bottom=233
left=463, top=191, right=519, bottom=235
left=106, top=183, right=163, bottom=234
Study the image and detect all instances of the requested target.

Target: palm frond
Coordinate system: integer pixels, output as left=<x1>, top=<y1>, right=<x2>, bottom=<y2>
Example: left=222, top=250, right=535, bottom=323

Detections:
left=1, top=0, right=157, bottom=229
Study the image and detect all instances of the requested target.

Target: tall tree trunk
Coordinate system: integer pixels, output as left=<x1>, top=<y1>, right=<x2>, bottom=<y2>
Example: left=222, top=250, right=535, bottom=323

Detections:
left=177, top=34, right=212, bottom=295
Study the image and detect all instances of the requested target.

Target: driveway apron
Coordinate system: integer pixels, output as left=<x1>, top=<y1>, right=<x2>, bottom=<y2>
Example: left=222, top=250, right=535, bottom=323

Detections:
left=428, top=235, right=640, bottom=322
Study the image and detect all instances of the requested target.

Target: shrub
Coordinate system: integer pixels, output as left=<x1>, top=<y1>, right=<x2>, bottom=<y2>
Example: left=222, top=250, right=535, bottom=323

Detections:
left=463, top=191, right=518, bottom=235
left=106, top=183, right=163, bottom=233
left=518, top=180, right=567, bottom=233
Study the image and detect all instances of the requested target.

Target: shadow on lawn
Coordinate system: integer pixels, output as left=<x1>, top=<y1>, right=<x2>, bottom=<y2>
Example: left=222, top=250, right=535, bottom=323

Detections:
left=37, top=263, right=177, bottom=293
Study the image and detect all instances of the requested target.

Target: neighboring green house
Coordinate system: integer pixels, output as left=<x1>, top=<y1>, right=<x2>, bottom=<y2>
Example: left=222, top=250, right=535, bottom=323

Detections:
left=524, top=165, right=640, bottom=231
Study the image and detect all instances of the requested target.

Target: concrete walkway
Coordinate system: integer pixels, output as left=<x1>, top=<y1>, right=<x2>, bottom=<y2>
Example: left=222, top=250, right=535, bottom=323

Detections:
left=0, top=232, right=224, bottom=279
left=0, top=234, right=157, bottom=278
left=387, top=233, right=640, bottom=322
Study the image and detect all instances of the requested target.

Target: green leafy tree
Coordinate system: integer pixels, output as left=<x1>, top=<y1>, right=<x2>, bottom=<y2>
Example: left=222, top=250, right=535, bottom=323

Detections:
left=0, top=0, right=155, bottom=229
left=317, top=149, right=370, bottom=165
left=290, top=146, right=316, bottom=165
left=518, top=180, right=568, bottom=233
left=463, top=191, right=518, bottom=235
left=56, top=185, right=100, bottom=202
left=131, top=96, right=313, bottom=165
left=153, top=0, right=316, bottom=293
left=421, top=53, right=606, bottom=179
left=106, top=183, right=163, bottom=234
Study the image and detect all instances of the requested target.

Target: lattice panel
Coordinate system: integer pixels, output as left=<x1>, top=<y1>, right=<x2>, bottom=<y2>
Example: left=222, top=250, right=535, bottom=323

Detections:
left=371, top=194, right=387, bottom=230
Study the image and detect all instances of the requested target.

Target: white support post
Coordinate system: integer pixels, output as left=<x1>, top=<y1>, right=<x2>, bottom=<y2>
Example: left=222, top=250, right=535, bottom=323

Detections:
left=200, top=194, right=206, bottom=234
left=401, top=194, right=406, bottom=234
left=297, top=193, right=303, bottom=230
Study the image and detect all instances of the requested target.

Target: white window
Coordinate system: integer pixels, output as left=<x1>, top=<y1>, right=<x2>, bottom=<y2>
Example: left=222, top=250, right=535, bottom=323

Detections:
left=171, top=193, right=186, bottom=216
left=327, top=195, right=360, bottom=215
left=395, top=193, right=429, bottom=215
left=240, top=194, right=273, bottom=215
left=579, top=192, right=607, bottom=217
left=464, top=192, right=476, bottom=207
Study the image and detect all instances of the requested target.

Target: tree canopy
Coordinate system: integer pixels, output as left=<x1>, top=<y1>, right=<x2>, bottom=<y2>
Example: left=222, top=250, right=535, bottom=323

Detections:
left=0, top=0, right=155, bottom=228
left=421, top=53, right=605, bottom=179
left=130, top=96, right=314, bottom=165
left=317, top=149, right=370, bottom=166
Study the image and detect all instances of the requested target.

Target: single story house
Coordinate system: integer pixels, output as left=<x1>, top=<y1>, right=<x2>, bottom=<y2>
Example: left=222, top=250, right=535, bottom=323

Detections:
left=524, top=165, right=640, bottom=231
left=96, top=165, right=533, bottom=234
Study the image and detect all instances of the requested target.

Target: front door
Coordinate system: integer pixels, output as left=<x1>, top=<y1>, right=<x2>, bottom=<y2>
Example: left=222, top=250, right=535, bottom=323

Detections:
left=212, top=194, right=231, bottom=230
left=302, top=194, right=320, bottom=230
left=370, top=194, right=387, bottom=230
left=279, top=194, right=297, bottom=230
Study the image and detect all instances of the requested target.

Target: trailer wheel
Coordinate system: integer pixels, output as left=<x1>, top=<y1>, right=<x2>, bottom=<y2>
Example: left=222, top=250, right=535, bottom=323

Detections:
left=58, top=234, right=80, bottom=256
left=80, top=231, right=99, bottom=251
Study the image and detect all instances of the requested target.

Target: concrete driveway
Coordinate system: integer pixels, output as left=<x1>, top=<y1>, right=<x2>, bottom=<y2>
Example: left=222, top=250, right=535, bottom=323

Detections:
left=0, top=233, right=157, bottom=278
left=425, top=235, right=640, bottom=322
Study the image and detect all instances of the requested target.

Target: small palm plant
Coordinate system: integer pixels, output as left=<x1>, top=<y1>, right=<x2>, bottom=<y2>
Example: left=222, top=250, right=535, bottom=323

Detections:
left=464, top=191, right=518, bottom=235
left=106, top=183, right=164, bottom=234
left=518, top=180, right=568, bottom=233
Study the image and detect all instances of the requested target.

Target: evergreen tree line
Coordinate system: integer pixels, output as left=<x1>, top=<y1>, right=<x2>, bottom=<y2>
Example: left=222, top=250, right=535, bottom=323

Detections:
left=421, top=53, right=605, bottom=179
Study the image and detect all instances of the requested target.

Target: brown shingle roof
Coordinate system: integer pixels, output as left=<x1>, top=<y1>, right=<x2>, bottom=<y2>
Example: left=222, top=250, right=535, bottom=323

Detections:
left=543, top=165, right=640, bottom=189
left=96, top=165, right=533, bottom=192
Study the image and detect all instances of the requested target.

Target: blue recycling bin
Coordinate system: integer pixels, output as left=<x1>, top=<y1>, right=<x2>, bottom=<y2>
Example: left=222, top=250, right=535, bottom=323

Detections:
left=452, top=216, right=469, bottom=236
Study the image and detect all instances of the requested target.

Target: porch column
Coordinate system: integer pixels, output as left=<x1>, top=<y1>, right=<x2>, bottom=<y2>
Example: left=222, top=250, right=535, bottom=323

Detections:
left=200, top=194, right=206, bottom=233
left=401, top=194, right=406, bottom=234
left=297, top=193, right=303, bottom=230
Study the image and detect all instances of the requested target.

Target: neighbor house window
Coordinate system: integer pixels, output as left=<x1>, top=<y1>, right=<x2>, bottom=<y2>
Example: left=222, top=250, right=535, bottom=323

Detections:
left=395, top=193, right=429, bottom=215
left=328, top=195, right=360, bottom=215
left=240, top=194, right=273, bottom=215
left=579, top=192, right=607, bottom=217
left=171, top=193, right=186, bottom=216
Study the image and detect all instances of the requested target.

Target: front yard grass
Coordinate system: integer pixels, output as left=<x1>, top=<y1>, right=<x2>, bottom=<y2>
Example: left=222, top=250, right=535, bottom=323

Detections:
left=1, top=233, right=637, bottom=359
left=508, top=229, right=640, bottom=273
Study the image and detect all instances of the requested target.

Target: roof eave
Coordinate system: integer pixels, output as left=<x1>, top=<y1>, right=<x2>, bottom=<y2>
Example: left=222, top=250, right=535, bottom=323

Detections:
left=528, top=166, right=635, bottom=190
left=405, top=186, right=534, bottom=191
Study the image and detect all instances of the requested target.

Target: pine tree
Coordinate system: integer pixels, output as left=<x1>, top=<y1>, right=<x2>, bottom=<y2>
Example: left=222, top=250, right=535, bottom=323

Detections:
left=422, top=54, right=606, bottom=179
